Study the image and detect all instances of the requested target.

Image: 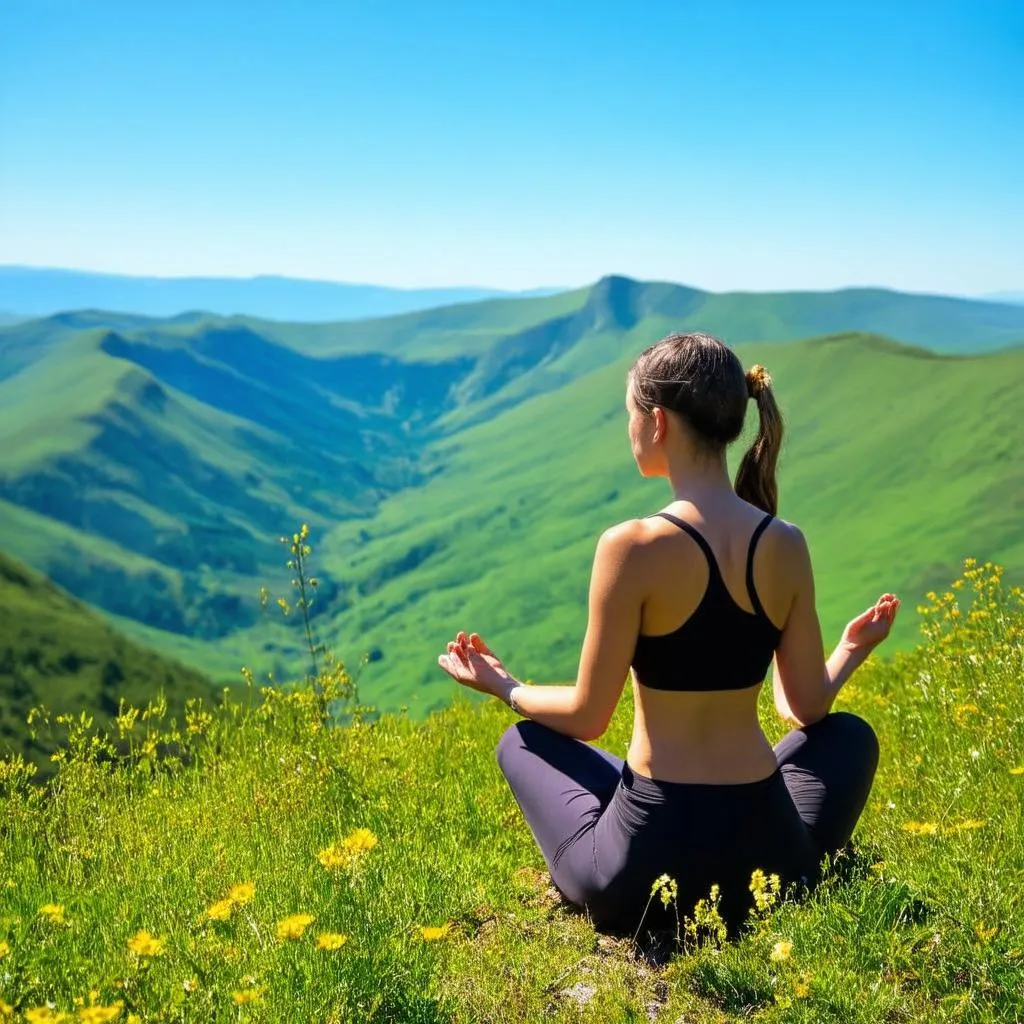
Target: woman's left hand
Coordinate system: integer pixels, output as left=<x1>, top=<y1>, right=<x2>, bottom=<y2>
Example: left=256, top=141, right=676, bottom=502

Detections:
left=437, top=631, right=515, bottom=699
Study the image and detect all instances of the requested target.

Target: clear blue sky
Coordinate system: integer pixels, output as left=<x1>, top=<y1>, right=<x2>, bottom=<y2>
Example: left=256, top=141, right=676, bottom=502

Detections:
left=1, top=0, right=1021, bottom=294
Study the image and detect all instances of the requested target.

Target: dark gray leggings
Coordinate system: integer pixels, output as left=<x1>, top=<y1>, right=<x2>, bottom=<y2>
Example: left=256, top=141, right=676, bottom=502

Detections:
left=496, top=712, right=880, bottom=934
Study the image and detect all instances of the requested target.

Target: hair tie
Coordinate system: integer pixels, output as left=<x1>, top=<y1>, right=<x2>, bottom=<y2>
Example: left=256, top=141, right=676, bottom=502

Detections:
left=747, top=364, right=771, bottom=398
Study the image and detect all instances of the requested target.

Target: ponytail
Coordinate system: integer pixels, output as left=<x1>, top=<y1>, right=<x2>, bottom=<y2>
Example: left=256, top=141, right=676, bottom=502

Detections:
left=734, top=364, right=783, bottom=515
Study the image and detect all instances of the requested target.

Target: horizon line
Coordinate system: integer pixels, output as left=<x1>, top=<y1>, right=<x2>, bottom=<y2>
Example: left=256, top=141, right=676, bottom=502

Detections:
left=2, top=262, right=1020, bottom=305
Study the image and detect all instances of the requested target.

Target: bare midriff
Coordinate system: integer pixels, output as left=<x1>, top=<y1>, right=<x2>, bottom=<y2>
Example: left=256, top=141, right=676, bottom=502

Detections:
left=626, top=673, right=779, bottom=784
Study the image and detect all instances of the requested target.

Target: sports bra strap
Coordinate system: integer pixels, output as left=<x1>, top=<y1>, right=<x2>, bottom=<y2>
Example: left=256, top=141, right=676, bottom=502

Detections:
left=745, top=513, right=775, bottom=619
left=651, top=512, right=721, bottom=577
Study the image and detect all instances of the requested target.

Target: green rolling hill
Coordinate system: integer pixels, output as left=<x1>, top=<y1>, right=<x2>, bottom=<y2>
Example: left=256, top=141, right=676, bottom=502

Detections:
left=0, top=550, right=217, bottom=772
left=1, top=277, right=1022, bottom=715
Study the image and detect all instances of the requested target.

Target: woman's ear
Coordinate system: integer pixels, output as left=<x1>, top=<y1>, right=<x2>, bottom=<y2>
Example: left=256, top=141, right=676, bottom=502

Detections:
left=652, top=406, right=667, bottom=444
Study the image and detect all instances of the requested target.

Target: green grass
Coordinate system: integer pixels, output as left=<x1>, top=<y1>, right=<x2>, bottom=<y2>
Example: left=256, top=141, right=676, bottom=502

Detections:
left=0, top=560, right=1021, bottom=1022
left=0, top=551, right=218, bottom=774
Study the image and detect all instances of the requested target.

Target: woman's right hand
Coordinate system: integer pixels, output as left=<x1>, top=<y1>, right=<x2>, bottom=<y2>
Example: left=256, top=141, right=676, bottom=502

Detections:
left=840, top=593, right=901, bottom=652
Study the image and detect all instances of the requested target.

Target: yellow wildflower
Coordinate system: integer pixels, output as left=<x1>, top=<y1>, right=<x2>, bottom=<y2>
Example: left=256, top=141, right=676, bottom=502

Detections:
left=1009, top=766, right=1024, bottom=776
left=419, top=923, right=452, bottom=941
left=226, top=882, right=255, bottom=905
left=0, top=940, right=8, bottom=958
left=0, top=999, right=13, bottom=1021
left=25, top=1010, right=71, bottom=1023
left=749, top=869, right=781, bottom=912
left=316, top=932, right=349, bottom=950
left=794, top=974, right=812, bottom=998
left=39, top=903, right=66, bottom=924
left=947, top=819, right=986, bottom=833
left=770, top=939, right=793, bottom=962
left=232, top=989, right=264, bottom=1005
left=974, top=922, right=998, bottom=942
left=205, top=898, right=234, bottom=921
left=952, top=703, right=980, bottom=725
left=901, top=821, right=939, bottom=836
left=318, top=828, right=379, bottom=872
left=78, top=1004, right=124, bottom=1024
left=126, top=930, right=164, bottom=957
left=276, top=913, right=315, bottom=940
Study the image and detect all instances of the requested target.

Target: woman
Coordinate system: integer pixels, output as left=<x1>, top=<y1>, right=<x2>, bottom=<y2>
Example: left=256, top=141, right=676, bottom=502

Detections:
left=437, top=331, right=899, bottom=936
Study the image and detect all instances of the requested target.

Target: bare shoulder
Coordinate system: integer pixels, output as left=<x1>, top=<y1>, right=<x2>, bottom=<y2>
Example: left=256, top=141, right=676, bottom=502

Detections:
left=593, top=518, right=655, bottom=572
left=597, top=517, right=650, bottom=553
left=763, top=516, right=813, bottom=579
left=769, top=516, right=808, bottom=553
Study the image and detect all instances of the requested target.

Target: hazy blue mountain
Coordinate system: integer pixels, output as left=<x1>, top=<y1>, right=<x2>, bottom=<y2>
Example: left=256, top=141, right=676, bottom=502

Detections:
left=0, top=266, right=561, bottom=322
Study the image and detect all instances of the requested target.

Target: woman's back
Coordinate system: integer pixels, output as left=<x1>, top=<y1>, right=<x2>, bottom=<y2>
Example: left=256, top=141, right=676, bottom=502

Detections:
left=440, top=330, right=895, bottom=935
left=627, top=497, right=793, bottom=784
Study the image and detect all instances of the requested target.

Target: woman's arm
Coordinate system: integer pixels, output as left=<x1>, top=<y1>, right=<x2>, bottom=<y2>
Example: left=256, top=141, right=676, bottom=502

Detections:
left=440, top=522, right=645, bottom=741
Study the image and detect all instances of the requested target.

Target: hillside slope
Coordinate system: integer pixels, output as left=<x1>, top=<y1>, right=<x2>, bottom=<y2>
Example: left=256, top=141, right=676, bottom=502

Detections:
left=317, top=333, right=1024, bottom=712
left=0, top=550, right=217, bottom=771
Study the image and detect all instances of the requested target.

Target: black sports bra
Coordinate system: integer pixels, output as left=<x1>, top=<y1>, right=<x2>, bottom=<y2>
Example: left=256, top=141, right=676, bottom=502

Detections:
left=630, top=511, right=782, bottom=691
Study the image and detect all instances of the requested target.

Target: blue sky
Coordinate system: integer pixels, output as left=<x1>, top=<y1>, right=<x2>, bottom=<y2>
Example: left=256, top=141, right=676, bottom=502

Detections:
left=1, top=0, right=1021, bottom=294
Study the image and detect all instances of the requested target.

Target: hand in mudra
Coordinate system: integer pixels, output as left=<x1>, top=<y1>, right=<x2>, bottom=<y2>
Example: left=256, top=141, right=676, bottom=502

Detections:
left=842, top=593, right=901, bottom=651
left=437, top=631, right=515, bottom=698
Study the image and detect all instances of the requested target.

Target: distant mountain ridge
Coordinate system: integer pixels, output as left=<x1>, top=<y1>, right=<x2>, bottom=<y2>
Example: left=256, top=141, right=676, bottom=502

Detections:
left=0, top=266, right=561, bottom=322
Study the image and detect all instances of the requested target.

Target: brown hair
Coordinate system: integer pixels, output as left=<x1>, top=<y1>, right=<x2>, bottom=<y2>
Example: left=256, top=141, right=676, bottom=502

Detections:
left=628, top=332, right=784, bottom=514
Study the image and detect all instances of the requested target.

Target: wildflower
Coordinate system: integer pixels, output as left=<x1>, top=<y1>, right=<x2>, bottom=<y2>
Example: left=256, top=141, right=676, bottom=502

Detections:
left=276, top=913, right=315, bottom=940
left=316, top=932, right=349, bottom=950
left=318, top=828, right=379, bottom=872
left=0, top=999, right=13, bottom=1021
left=952, top=703, right=980, bottom=725
left=0, top=940, right=8, bottom=958
left=974, top=922, right=998, bottom=942
left=419, top=923, right=452, bottom=941
left=25, top=1011, right=71, bottom=1024
left=39, top=903, right=66, bottom=924
left=749, top=869, right=781, bottom=912
left=1010, top=766, right=1024, bottom=776
left=182, top=978, right=198, bottom=993
left=685, top=884, right=728, bottom=946
left=901, top=822, right=939, bottom=836
left=794, top=974, right=812, bottom=998
left=205, top=899, right=234, bottom=921
left=650, top=873, right=678, bottom=909
left=78, top=1004, right=124, bottom=1024
left=226, top=882, right=255, bottom=905
left=948, top=819, right=986, bottom=832
left=770, top=939, right=793, bottom=962
left=126, top=930, right=164, bottom=957
left=232, top=989, right=264, bottom=1005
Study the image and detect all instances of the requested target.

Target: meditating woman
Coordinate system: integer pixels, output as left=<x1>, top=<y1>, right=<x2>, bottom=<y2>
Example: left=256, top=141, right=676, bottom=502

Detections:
left=437, top=331, right=898, bottom=936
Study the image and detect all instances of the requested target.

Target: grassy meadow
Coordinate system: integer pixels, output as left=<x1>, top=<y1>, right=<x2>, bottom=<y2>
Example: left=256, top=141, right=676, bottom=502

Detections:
left=1, top=556, right=1022, bottom=1023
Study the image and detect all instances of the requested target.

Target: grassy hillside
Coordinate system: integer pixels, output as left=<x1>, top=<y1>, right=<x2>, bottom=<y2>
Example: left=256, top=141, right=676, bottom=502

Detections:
left=0, top=550, right=217, bottom=773
left=316, top=333, right=1024, bottom=712
left=0, top=560, right=1020, bottom=1022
